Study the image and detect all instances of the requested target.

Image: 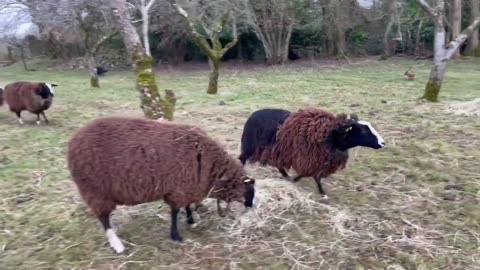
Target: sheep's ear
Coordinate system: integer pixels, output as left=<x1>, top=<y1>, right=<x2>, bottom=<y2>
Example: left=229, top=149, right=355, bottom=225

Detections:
left=51, top=83, right=58, bottom=87
left=347, top=114, right=359, bottom=121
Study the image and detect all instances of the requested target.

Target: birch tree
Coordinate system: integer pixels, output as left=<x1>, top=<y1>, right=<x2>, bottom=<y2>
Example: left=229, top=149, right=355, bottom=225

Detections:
left=416, top=0, right=480, bottom=102
left=134, top=0, right=156, bottom=56
left=111, top=0, right=176, bottom=120
left=170, top=0, right=239, bottom=94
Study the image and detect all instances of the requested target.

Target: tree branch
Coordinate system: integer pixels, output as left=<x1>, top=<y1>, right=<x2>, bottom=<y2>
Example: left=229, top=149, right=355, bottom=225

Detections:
left=171, top=3, right=215, bottom=58
left=444, top=17, right=480, bottom=60
left=415, top=0, right=436, bottom=18
left=91, top=30, right=119, bottom=54
left=146, top=0, right=155, bottom=11
left=220, top=17, right=238, bottom=56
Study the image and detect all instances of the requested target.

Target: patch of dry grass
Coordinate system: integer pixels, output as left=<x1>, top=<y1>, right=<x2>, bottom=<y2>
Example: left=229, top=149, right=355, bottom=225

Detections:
left=0, top=57, right=479, bottom=269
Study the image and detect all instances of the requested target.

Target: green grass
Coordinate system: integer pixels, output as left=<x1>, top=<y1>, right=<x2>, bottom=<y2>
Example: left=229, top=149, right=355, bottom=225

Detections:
left=1, top=57, right=479, bottom=269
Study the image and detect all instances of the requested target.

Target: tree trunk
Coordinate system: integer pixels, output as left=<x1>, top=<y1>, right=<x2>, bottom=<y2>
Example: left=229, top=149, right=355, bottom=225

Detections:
left=111, top=0, right=175, bottom=120
left=423, top=14, right=447, bottom=102
left=383, top=14, right=394, bottom=58
left=336, top=26, right=348, bottom=60
left=141, top=7, right=151, bottom=56
left=452, top=0, right=462, bottom=58
left=382, top=0, right=397, bottom=58
left=20, top=45, right=29, bottom=71
left=88, top=54, right=99, bottom=88
left=466, top=0, right=480, bottom=55
left=207, top=57, right=220, bottom=94
left=417, top=0, right=480, bottom=102
left=414, top=20, right=424, bottom=56
left=424, top=60, right=447, bottom=101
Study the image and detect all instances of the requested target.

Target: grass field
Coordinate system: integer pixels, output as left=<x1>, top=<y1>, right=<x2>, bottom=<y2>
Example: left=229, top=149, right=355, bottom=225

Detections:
left=0, top=57, right=479, bottom=270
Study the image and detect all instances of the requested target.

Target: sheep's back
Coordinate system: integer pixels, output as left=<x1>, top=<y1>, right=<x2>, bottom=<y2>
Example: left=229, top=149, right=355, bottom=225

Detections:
left=68, top=117, right=228, bottom=208
left=260, top=108, right=348, bottom=177
left=4, top=82, right=46, bottom=113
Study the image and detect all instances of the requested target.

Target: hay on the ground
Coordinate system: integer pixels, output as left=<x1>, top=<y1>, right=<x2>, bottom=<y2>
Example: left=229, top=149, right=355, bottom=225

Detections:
left=446, top=98, right=480, bottom=116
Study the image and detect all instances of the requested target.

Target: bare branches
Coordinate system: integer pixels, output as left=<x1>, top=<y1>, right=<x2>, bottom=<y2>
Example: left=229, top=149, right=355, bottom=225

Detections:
left=444, top=17, right=480, bottom=60
left=415, top=0, right=436, bottom=18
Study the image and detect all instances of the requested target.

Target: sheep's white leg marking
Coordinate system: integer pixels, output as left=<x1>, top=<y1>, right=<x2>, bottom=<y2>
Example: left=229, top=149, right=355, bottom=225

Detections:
left=358, top=121, right=385, bottom=146
left=106, top=229, right=125, bottom=253
left=36, top=120, right=40, bottom=125
left=18, top=118, right=24, bottom=125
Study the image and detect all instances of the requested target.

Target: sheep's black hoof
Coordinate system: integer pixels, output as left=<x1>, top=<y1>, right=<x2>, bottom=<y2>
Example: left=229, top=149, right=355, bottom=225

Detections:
left=170, top=233, right=183, bottom=242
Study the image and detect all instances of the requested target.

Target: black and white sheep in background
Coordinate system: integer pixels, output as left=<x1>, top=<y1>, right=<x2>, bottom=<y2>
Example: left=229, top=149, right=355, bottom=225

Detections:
left=239, top=108, right=385, bottom=198
left=1, top=81, right=57, bottom=124
left=67, top=117, right=255, bottom=253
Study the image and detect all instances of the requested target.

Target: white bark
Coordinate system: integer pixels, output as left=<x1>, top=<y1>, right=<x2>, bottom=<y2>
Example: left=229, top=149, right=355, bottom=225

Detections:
left=139, top=0, right=156, bottom=56
left=415, top=0, right=480, bottom=101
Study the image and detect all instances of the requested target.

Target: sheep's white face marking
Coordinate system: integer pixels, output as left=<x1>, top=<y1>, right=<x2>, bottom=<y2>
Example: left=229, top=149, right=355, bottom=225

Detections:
left=45, top=83, right=55, bottom=95
left=106, top=229, right=125, bottom=253
left=358, top=120, right=385, bottom=147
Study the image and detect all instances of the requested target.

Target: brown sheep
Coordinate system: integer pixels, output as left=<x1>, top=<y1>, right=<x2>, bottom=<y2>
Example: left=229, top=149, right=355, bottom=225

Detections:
left=240, top=108, right=385, bottom=198
left=67, top=117, right=255, bottom=253
left=2, top=81, right=57, bottom=124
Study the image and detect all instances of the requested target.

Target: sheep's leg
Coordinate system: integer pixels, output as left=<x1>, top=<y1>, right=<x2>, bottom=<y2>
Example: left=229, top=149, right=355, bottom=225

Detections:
left=313, top=177, right=328, bottom=200
left=170, top=207, right=183, bottom=242
left=98, top=213, right=125, bottom=253
left=15, top=112, right=23, bottom=125
left=185, top=205, right=197, bottom=228
left=278, top=168, right=290, bottom=178
left=40, top=111, right=49, bottom=124
left=36, top=114, right=41, bottom=125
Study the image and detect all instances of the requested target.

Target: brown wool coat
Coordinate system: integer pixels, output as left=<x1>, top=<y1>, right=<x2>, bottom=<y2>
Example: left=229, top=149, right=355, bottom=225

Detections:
left=67, top=117, right=247, bottom=216
left=254, top=108, right=350, bottom=178
left=4, top=82, right=53, bottom=114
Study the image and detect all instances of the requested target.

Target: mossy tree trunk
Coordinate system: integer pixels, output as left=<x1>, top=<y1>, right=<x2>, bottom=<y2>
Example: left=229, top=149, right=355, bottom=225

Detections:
left=111, top=0, right=175, bottom=120
left=207, top=57, right=220, bottom=94
left=172, top=3, right=238, bottom=94
left=416, top=0, right=480, bottom=102
left=88, top=54, right=99, bottom=88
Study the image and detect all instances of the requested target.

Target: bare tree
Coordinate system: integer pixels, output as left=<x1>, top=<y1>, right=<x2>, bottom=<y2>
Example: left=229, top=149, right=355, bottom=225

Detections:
left=75, top=2, right=118, bottom=88
left=244, top=0, right=296, bottom=64
left=149, top=1, right=189, bottom=65
left=416, top=0, right=480, bottom=101
left=382, top=0, right=403, bottom=58
left=170, top=0, right=239, bottom=94
left=466, top=0, right=479, bottom=54
left=451, top=0, right=462, bottom=58
left=111, top=0, right=176, bottom=120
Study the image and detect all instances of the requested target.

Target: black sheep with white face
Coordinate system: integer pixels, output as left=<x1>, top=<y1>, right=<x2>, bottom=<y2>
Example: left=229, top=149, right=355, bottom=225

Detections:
left=239, top=108, right=386, bottom=198
left=329, top=116, right=386, bottom=151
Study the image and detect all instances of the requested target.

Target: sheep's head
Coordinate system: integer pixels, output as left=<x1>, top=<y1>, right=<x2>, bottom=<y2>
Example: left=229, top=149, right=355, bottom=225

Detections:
left=211, top=175, right=256, bottom=217
left=38, top=83, right=58, bottom=98
left=330, top=115, right=385, bottom=151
